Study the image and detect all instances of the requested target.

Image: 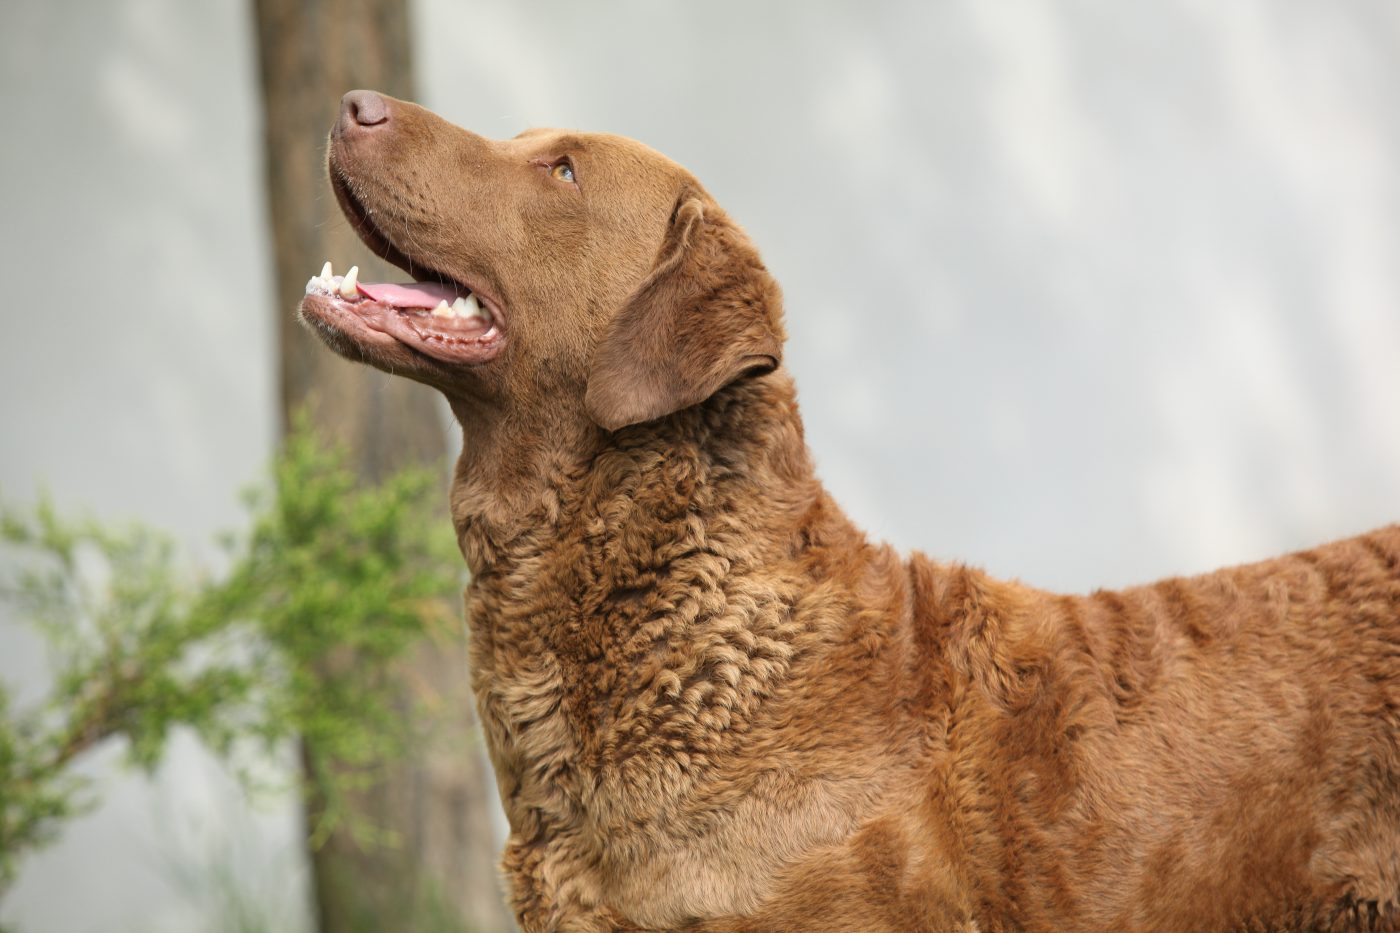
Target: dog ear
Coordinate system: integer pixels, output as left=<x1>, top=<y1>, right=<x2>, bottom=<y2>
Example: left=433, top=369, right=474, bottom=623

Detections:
left=585, top=192, right=784, bottom=431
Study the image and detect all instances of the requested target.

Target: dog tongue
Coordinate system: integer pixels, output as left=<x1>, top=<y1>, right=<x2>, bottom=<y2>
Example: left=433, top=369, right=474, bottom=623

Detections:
left=356, top=281, right=463, bottom=309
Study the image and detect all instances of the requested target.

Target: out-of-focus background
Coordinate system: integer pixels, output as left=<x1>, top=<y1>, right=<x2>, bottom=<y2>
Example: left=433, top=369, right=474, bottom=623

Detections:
left=2, top=1, right=1398, bottom=930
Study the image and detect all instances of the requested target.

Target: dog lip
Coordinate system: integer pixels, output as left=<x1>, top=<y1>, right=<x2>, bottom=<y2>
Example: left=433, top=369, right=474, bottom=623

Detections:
left=298, top=291, right=409, bottom=367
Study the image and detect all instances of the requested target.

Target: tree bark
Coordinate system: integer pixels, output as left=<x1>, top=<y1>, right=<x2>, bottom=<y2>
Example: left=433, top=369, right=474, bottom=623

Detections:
left=251, top=1, right=509, bottom=930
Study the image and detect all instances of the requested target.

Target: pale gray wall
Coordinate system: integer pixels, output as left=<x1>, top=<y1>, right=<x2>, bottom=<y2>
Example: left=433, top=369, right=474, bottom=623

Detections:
left=3, top=1, right=1399, bottom=929
left=0, top=1, right=301, bottom=931
left=415, top=0, right=1400, bottom=588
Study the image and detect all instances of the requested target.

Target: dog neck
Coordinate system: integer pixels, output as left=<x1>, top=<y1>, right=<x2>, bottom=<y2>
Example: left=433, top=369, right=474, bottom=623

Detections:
left=447, top=370, right=816, bottom=576
left=447, top=371, right=920, bottom=926
left=448, top=366, right=826, bottom=769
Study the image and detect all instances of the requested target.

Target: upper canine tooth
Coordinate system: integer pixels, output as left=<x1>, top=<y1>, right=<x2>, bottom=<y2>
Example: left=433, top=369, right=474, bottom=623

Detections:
left=320, top=261, right=333, bottom=280
left=339, top=265, right=359, bottom=299
left=431, top=299, right=453, bottom=318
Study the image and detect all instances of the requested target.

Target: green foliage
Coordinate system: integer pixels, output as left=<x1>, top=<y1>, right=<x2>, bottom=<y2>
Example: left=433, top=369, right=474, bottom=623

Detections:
left=0, top=417, right=463, bottom=897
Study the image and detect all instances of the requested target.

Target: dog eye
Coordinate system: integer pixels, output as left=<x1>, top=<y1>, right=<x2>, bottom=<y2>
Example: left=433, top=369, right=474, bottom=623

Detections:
left=549, top=161, right=576, bottom=184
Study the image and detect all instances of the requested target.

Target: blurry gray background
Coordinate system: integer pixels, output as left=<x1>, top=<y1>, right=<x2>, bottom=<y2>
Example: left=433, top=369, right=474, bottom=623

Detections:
left=2, top=0, right=1398, bottom=929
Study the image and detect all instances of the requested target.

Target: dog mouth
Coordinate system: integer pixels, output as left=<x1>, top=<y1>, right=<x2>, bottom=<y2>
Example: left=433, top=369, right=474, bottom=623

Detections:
left=299, top=162, right=506, bottom=367
left=301, top=262, right=503, bottom=366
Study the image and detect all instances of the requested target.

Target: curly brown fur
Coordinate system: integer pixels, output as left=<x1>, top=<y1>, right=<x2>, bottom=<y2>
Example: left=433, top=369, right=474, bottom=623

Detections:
left=300, top=91, right=1400, bottom=932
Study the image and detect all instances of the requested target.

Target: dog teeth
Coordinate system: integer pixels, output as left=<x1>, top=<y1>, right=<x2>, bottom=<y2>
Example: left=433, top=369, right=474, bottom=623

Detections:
left=339, top=265, right=360, bottom=299
left=303, top=262, right=490, bottom=323
left=303, top=259, right=330, bottom=292
left=454, top=294, right=490, bottom=321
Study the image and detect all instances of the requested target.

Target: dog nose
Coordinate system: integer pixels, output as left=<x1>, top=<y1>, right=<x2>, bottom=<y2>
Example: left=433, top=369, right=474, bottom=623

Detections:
left=338, top=90, right=391, bottom=135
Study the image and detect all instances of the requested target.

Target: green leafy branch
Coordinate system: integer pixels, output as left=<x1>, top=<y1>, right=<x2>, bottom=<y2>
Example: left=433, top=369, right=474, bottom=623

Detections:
left=0, top=417, right=463, bottom=895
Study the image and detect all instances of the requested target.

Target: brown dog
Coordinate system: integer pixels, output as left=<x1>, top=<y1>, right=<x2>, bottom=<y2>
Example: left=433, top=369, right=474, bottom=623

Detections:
left=299, top=90, right=1400, bottom=932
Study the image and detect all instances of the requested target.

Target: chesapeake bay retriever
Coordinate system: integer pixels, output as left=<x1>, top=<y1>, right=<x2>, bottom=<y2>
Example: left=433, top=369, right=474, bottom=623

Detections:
left=298, top=90, right=1400, bottom=932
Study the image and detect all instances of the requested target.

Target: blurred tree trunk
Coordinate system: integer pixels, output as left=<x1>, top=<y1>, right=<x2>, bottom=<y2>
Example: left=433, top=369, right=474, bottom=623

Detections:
left=251, top=1, right=510, bottom=931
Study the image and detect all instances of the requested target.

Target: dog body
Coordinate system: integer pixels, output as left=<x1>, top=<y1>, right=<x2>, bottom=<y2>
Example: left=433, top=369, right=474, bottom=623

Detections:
left=301, top=92, right=1400, bottom=931
left=460, top=383, right=1400, bottom=933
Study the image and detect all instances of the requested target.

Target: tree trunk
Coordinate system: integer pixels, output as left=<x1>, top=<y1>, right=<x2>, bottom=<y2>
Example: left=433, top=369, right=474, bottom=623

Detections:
left=251, top=1, right=509, bottom=930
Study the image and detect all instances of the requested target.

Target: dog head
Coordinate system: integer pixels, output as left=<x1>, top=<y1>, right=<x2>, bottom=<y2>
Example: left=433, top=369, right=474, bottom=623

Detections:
left=300, top=91, right=785, bottom=432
